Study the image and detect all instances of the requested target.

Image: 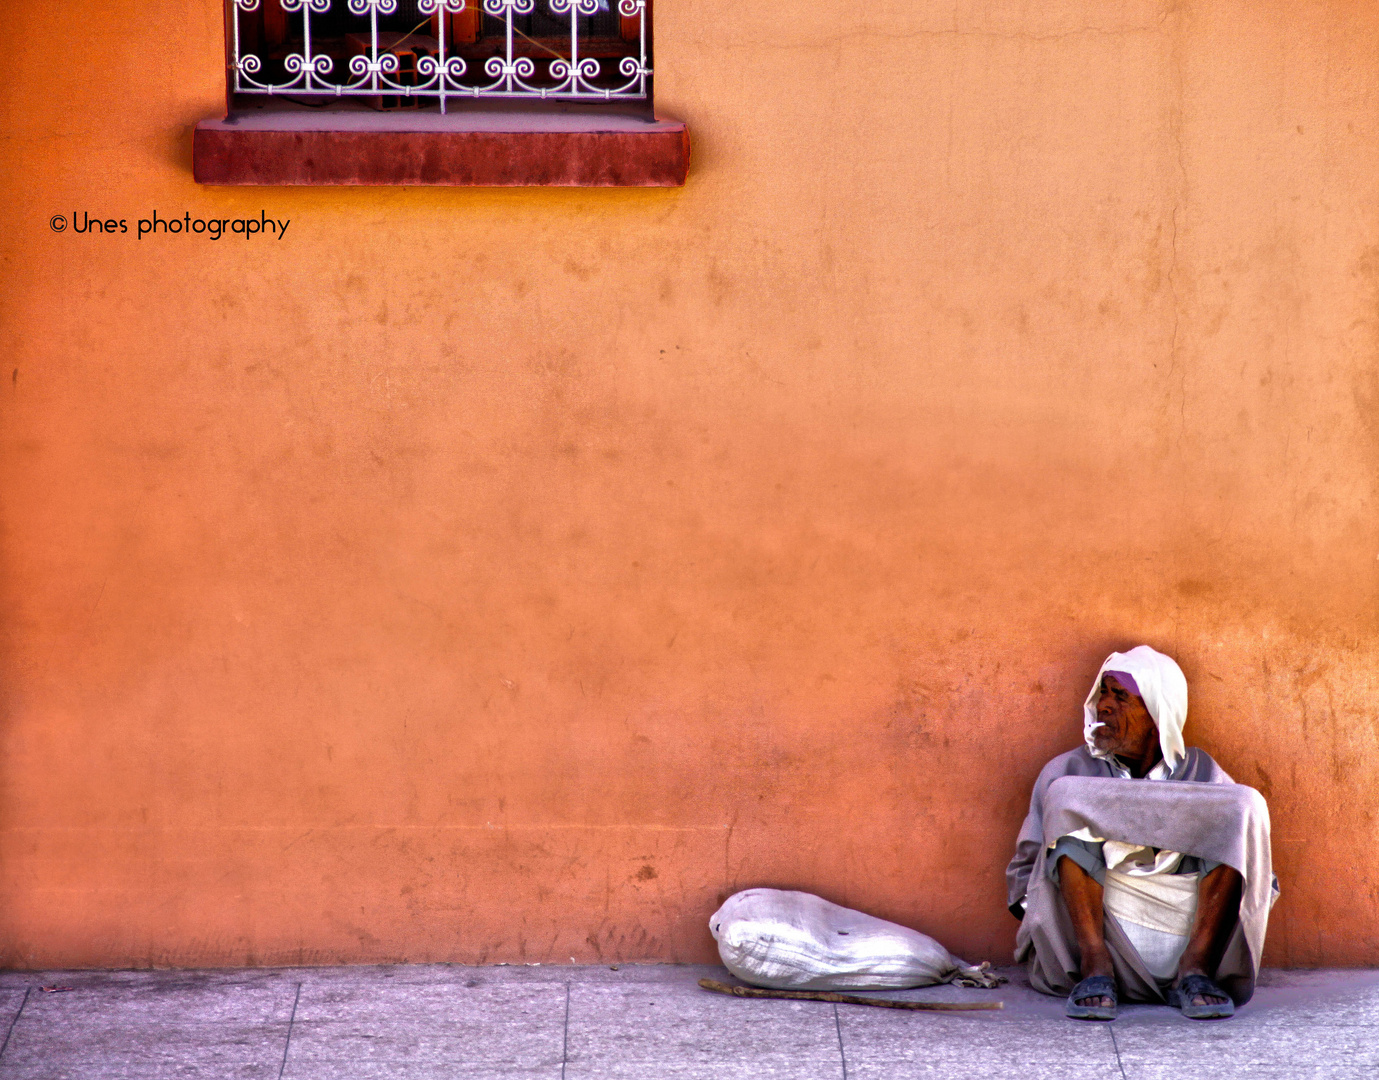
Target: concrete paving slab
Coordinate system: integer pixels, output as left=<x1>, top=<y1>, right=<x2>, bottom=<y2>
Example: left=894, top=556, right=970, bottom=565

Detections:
left=1111, top=1022, right=1379, bottom=1066
left=284, top=979, right=566, bottom=1073
left=0, top=974, right=293, bottom=1079
left=839, top=1011, right=1120, bottom=1066
left=833, top=976, right=1121, bottom=1080
left=1, top=1019, right=290, bottom=1067
left=565, top=1065, right=845, bottom=1080
left=1121, top=1069, right=1377, bottom=1080
left=291, top=966, right=568, bottom=989
left=16, top=974, right=298, bottom=1024
left=848, top=1066, right=1123, bottom=1080
left=565, top=1067, right=841, bottom=1080
left=284, top=1017, right=563, bottom=1067
left=565, top=979, right=844, bottom=1079
left=800, top=970, right=1121, bottom=1080
left=282, top=1065, right=562, bottom=1080
left=292, top=978, right=566, bottom=1026
left=0, top=1066, right=279, bottom=1080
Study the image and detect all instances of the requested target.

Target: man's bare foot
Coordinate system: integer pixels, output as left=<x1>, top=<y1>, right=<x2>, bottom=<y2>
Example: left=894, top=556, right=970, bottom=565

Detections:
left=1073, top=959, right=1116, bottom=1009
left=1066, top=974, right=1117, bottom=1020
left=1176, top=969, right=1229, bottom=1007
left=1170, top=973, right=1235, bottom=1019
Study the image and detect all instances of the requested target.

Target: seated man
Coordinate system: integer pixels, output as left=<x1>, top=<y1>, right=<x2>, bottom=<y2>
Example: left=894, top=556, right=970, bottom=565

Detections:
left=1006, top=645, right=1278, bottom=1021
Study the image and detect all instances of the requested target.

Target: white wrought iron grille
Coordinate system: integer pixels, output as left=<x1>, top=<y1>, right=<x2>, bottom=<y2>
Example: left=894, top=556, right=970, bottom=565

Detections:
left=231, top=0, right=650, bottom=111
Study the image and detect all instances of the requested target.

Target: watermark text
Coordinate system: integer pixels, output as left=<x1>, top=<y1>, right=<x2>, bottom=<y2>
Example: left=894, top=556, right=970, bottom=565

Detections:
left=51, top=210, right=290, bottom=240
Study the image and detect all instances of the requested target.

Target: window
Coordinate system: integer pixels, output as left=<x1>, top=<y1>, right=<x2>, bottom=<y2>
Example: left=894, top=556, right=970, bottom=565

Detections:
left=230, top=0, right=652, bottom=114
left=194, top=0, right=687, bottom=186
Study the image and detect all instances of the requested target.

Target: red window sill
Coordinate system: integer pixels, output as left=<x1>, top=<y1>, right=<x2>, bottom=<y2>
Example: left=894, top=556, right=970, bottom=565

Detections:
left=193, top=109, right=689, bottom=187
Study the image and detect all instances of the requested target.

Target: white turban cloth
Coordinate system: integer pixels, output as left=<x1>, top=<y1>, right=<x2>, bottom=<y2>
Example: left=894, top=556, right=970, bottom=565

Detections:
left=1082, top=645, right=1188, bottom=770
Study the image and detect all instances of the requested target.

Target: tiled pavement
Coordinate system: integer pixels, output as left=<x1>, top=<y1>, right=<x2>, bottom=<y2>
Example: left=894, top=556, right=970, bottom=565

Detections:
left=2, top=963, right=1375, bottom=1079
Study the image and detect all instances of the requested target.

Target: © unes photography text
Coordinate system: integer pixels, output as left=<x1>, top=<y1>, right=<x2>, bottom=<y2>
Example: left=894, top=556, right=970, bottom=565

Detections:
left=50, top=209, right=290, bottom=240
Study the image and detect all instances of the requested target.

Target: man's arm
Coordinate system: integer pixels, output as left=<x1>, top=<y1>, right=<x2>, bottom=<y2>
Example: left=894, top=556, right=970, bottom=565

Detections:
left=1006, top=838, right=1040, bottom=918
left=1006, top=779, right=1047, bottom=919
left=1006, top=748, right=1101, bottom=917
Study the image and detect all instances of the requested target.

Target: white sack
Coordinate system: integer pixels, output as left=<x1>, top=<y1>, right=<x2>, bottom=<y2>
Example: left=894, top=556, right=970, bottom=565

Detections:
left=709, top=888, right=1000, bottom=991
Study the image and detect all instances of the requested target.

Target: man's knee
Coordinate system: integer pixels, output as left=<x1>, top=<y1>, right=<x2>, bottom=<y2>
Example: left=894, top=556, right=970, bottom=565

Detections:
left=1043, top=775, right=1088, bottom=816
left=1202, top=784, right=1269, bottom=845
left=1237, top=784, right=1268, bottom=819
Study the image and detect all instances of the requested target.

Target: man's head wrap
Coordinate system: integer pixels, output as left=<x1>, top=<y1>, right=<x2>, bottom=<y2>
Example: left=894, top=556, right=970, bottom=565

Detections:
left=1082, top=644, right=1188, bottom=770
left=1101, top=670, right=1140, bottom=699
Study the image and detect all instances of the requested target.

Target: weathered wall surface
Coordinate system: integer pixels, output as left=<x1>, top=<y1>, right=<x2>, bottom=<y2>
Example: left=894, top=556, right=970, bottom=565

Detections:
left=1, top=0, right=1376, bottom=969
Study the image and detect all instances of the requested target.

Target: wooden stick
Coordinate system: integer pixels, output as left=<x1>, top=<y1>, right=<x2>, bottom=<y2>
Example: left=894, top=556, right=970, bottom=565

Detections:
left=698, top=978, right=1003, bottom=1011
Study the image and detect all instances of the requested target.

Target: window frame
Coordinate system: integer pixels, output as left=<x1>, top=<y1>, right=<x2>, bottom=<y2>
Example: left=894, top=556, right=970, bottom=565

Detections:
left=197, top=0, right=686, bottom=187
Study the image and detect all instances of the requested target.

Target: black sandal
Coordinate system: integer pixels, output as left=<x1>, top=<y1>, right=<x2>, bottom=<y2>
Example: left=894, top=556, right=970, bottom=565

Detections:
left=1065, top=974, right=1117, bottom=1021
left=1169, top=973, right=1235, bottom=1020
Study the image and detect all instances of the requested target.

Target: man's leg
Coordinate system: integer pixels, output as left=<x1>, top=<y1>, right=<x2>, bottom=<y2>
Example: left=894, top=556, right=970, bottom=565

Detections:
left=1176, top=864, right=1243, bottom=1006
left=1058, top=855, right=1115, bottom=1007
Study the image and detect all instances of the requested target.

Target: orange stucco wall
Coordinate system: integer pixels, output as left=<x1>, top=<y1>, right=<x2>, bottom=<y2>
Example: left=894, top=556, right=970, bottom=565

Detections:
left=1, top=0, right=1377, bottom=970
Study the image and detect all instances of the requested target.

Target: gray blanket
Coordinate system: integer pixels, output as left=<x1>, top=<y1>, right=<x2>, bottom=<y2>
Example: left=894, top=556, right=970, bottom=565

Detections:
left=1009, top=748, right=1277, bottom=1004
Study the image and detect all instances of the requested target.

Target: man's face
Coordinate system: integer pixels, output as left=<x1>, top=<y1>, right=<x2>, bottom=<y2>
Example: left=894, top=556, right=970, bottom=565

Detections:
left=1091, top=674, right=1158, bottom=760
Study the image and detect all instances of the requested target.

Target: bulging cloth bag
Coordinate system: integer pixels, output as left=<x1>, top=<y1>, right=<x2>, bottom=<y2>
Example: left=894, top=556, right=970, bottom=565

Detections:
left=710, top=888, right=1002, bottom=990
